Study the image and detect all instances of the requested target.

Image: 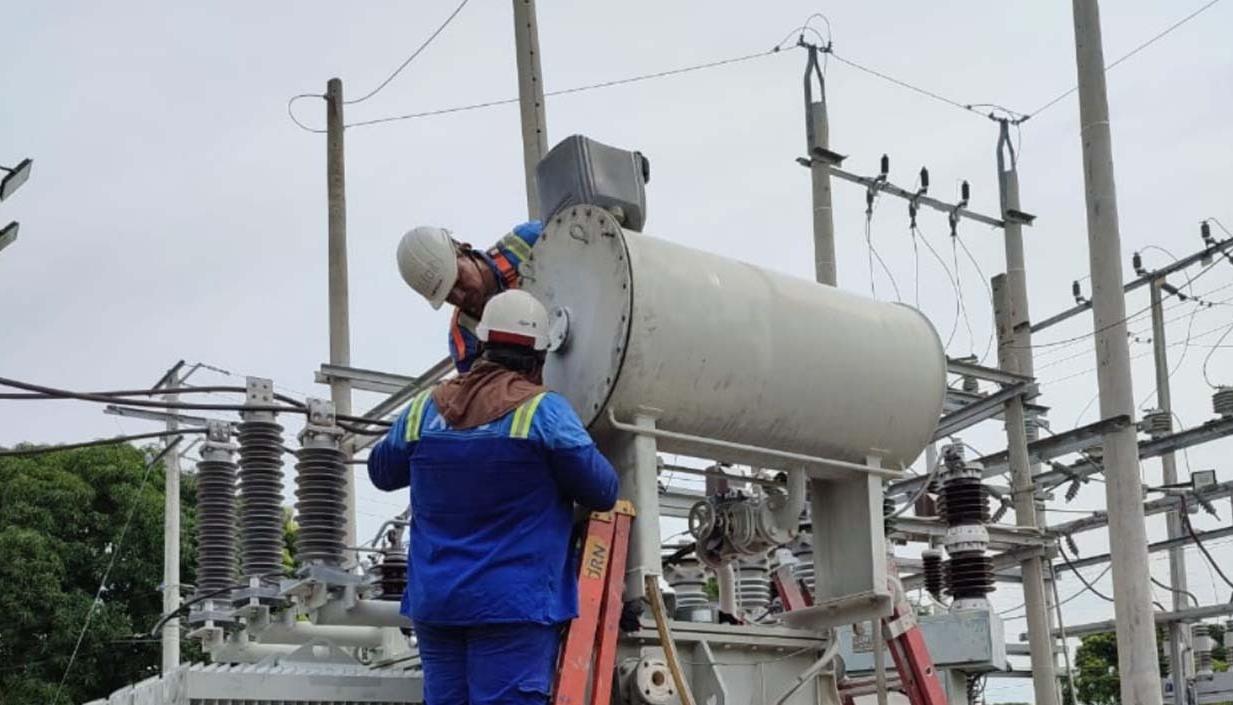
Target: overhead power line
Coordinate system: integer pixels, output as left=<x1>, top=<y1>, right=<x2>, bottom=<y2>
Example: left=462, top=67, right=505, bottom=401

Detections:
left=1021, top=0, right=1227, bottom=121
left=0, top=429, right=206, bottom=457
left=51, top=439, right=181, bottom=705
left=344, top=48, right=783, bottom=130
left=0, top=375, right=392, bottom=428
left=347, top=0, right=471, bottom=105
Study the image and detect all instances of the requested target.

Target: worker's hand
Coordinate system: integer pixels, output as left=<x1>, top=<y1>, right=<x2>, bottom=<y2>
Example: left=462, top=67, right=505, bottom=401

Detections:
left=619, top=599, right=644, bottom=633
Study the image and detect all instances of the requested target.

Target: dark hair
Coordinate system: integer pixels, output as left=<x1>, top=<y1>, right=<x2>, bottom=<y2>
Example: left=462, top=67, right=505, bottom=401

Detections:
left=480, top=342, right=545, bottom=374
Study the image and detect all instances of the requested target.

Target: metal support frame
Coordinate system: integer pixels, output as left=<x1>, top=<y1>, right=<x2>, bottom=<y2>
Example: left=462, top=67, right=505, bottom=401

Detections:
left=1056, top=524, right=1233, bottom=573
left=796, top=159, right=1008, bottom=230
left=1049, top=481, right=1233, bottom=536
left=315, top=364, right=422, bottom=395
left=933, top=381, right=1037, bottom=441
left=1031, top=236, right=1233, bottom=333
left=1044, top=603, right=1233, bottom=639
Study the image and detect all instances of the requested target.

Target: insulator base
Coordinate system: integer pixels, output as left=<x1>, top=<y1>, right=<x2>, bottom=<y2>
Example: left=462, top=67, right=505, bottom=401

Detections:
left=944, top=551, right=994, bottom=600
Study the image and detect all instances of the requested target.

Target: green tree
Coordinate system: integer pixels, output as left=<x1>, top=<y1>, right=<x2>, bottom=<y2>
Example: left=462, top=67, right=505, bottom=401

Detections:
left=0, top=444, right=198, bottom=705
left=1069, top=626, right=1230, bottom=705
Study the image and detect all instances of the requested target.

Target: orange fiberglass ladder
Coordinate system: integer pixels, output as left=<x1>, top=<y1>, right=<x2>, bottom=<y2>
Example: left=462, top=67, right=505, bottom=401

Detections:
left=775, top=560, right=948, bottom=705
left=552, top=500, right=636, bottom=705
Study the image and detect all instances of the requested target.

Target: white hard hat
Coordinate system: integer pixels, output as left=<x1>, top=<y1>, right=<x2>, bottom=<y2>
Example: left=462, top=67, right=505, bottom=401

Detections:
left=396, top=226, right=459, bottom=310
left=477, top=290, right=550, bottom=351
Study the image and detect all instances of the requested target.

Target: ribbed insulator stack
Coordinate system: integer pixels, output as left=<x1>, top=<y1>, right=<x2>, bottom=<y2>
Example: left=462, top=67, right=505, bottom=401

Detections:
left=195, top=424, right=237, bottom=595
left=937, top=473, right=990, bottom=525
left=883, top=494, right=897, bottom=534
left=962, top=375, right=979, bottom=394
left=376, top=549, right=407, bottom=601
left=295, top=412, right=348, bottom=567
left=921, top=549, right=944, bottom=601
left=1143, top=409, right=1172, bottom=437
left=789, top=530, right=815, bottom=596
left=237, top=416, right=286, bottom=579
left=665, top=556, right=710, bottom=622
left=1214, top=387, right=1233, bottom=418
left=1194, top=624, right=1215, bottom=678
left=735, top=554, right=771, bottom=616
left=939, top=452, right=993, bottom=610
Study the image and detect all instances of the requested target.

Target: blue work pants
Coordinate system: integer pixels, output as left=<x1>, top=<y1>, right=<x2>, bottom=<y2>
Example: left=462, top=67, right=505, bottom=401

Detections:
left=414, top=622, right=562, bottom=705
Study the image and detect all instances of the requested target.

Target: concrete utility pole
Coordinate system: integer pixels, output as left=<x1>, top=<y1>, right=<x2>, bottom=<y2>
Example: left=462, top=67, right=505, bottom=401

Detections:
left=1071, top=2, right=1163, bottom=703
left=993, top=121, right=1060, bottom=705
left=512, top=0, right=548, bottom=219
left=1150, top=278, right=1193, bottom=705
left=160, top=369, right=182, bottom=673
left=325, top=78, right=357, bottom=562
left=804, top=45, right=836, bottom=287
left=993, top=277, right=1060, bottom=705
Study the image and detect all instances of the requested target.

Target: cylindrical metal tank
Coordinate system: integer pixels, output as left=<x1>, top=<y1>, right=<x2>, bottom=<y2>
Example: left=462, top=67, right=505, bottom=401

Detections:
left=524, top=207, right=946, bottom=469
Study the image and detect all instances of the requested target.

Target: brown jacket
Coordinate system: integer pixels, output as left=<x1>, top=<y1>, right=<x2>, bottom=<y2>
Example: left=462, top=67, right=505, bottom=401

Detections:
left=431, top=360, right=546, bottom=429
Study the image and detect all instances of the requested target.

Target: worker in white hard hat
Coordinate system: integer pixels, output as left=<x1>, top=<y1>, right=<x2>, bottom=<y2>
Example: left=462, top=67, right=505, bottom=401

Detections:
left=368, top=289, right=618, bottom=705
left=396, top=220, right=542, bottom=373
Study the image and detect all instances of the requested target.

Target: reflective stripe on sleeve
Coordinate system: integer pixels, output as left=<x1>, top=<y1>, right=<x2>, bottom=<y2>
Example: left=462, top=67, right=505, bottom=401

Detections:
left=509, top=392, right=547, bottom=439
left=405, top=390, right=432, bottom=442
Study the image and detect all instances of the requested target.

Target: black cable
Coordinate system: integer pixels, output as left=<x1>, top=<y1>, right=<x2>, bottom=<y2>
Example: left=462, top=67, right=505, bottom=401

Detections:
left=914, top=225, right=963, bottom=351
left=1020, top=0, right=1227, bottom=121
left=0, top=429, right=207, bottom=457
left=147, top=573, right=286, bottom=637
left=54, top=439, right=180, bottom=705
left=1022, top=254, right=1226, bottom=351
left=339, top=48, right=783, bottom=131
left=1057, top=543, right=1115, bottom=603
left=951, top=236, right=977, bottom=357
left=0, top=384, right=306, bottom=407
left=954, top=234, right=995, bottom=364
left=1179, top=495, right=1233, bottom=594
left=826, top=51, right=1001, bottom=121
left=0, top=375, right=296, bottom=413
left=1150, top=575, right=1199, bottom=608
left=0, top=375, right=391, bottom=427
left=345, top=0, right=471, bottom=105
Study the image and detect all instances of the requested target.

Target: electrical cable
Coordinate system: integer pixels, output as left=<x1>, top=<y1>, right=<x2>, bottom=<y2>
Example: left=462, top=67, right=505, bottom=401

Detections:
left=0, top=384, right=306, bottom=407
left=1020, top=0, right=1227, bottom=121
left=825, top=51, right=1002, bottom=121
left=0, top=429, right=207, bottom=457
left=1150, top=575, right=1199, bottom=607
left=951, top=236, right=977, bottom=358
left=1057, top=542, right=1114, bottom=603
left=333, top=48, right=785, bottom=131
left=144, top=574, right=282, bottom=640
left=1178, top=495, right=1233, bottom=595
left=914, top=224, right=964, bottom=350
left=0, top=375, right=392, bottom=427
left=954, top=233, right=995, bottom=363
left=863, top=210, right=902, bottom=302
left=346, top=0, right=470, bottom=105
left=1200, top=319, right=1233, bottom=388
left=52, top=440, right=180, bottom=705
left=999, top=563, right=1112, bottom=617
left=1023, top=255, right=1226, bottom=351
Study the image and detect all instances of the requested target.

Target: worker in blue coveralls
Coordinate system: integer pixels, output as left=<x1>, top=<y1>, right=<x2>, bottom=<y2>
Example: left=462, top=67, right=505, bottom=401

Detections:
left=367, top=289, right=620, bottom=705
left=396, top=221, right=542, bottom=373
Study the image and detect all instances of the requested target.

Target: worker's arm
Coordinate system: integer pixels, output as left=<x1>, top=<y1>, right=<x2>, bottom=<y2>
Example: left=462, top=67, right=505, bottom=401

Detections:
left=486, top=220, right=542, bottom=288
left=534, top=393, right=619, bottom=511
left=367, top=405, right=416, bottom=491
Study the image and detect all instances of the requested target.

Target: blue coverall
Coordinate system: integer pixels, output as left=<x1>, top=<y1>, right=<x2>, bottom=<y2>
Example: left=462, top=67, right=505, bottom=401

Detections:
left=448, top=221, right=543, bottom=373
left=368, top=388, right=619, bottom=705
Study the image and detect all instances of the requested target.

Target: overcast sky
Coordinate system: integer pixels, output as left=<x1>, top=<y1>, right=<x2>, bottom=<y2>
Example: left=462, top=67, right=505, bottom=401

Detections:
left=3, top=2, right=1232, bottom=700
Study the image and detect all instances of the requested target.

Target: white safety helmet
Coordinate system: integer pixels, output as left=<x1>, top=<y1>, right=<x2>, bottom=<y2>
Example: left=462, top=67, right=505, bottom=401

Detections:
left=476, top=290, right=550, bottom=351
left=396, top=226, right=459, bottom=310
